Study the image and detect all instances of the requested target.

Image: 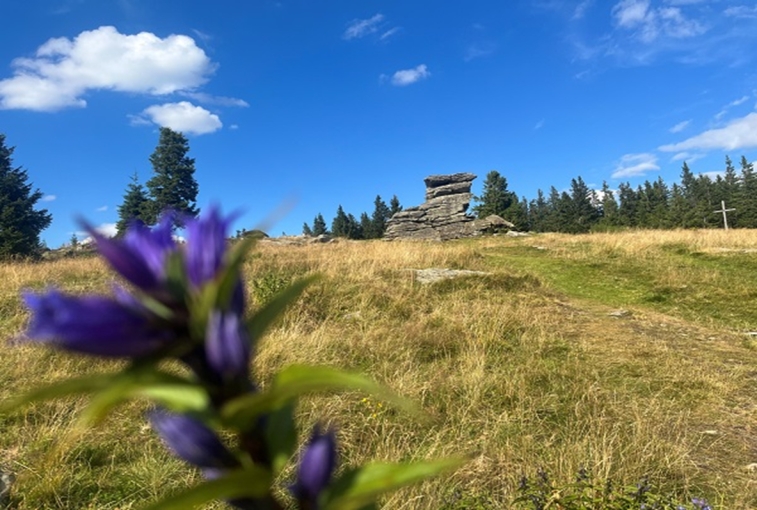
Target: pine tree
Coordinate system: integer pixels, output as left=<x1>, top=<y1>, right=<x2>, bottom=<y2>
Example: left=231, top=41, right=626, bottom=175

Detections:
left=145, top=127, right=199, bottom=227
left=564, top=176, right=599, bottom=233
left=302, top=222, right=313, bottom=236
left=597, top=182, right=619, bottom=228
left=346, top=213, right=363, bottom=239
left=312, top=214, right=327, bottom=236
left=369, top=195, right=391, bottom=238
left=331, top=206, right=350, bottom=237
left=389, top=195, right=402, bottom=216
left=529, top=189, right=549, bottom=232
left=473, top=170, right=516, bottom=218
left=737, top=156, right=757, bottom=228
left=116, top=172, right=151, bottom=236
left=359, top=212, right=373, bottom=238
left=0, top=134, right=53, bottom=259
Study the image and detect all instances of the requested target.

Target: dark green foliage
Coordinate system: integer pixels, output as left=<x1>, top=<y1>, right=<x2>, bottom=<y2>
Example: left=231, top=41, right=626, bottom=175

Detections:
left=144, top=127, right=199, bottom=227
left=116, top=173, right=150, bottom=236
left=369, top=195, right=391, bottom=239
left=331, top=205, right=350, bottom=237
left=597, top=181, right=619, bottom=228
left=473, top=170, right=517, bottom=219
left=312, top=213, right=327, bottom=236
left=389, top=195, right=402, bottom=216
left=359, top=212, right=372, bottom=238
left=302, top=222, right=313, bottom=236
left=0, top=134, right=52, bottom=259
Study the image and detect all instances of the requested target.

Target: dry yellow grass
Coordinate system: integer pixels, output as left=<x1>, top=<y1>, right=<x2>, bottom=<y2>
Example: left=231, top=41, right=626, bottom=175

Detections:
left=1, top=231, right=756, bottom=508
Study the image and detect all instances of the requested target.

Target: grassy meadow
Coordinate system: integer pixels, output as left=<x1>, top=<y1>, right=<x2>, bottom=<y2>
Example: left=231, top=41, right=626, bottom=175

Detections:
left=2, top=229, right=757, bottom=508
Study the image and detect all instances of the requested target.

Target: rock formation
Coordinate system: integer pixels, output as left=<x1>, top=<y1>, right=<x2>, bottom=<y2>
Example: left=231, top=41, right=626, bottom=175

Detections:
left=384, top=173, right=515, bottom=241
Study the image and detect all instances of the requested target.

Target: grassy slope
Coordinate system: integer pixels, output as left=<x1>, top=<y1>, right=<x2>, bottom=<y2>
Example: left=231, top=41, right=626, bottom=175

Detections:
left=1, top=231, right=756, bottom=508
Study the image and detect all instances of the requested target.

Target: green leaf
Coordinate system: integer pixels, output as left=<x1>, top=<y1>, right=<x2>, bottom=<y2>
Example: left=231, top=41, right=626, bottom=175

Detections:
left=222, top=365, right=417, bottom=430
left=323, top=457, right=469, bottom=510
left=0, top=373, right=116, bottom=414
left=140, top=466, right=272, bottom=510
left=77, top=369, right=205, bottom=426
left=216, top=234, right=258, bottom=309
left=247, top=275, right=318, bottom=341
left=264, top=400, right=298, bottom=475
left=164, top=250, right=188, bottom=302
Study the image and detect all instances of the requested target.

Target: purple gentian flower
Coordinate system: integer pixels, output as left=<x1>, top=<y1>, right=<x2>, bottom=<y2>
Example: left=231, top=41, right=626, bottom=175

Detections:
left=290, top=427, right=337, bottom=505
left=149, top=410, right=239, bottom=471
left=85, top=215, right=176, bottom=293
left=692, top=498, right=712, bottom=510
left=22, top=289, right=170, bottom=357
left=206, top=311, right=251, bottom=382
left=185, top=205, right=240, bottom=288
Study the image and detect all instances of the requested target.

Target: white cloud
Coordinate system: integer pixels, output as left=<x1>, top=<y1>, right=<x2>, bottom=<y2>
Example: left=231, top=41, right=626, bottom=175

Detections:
left=612, top=152, right=660, bottom=178
left=464, top=42, right=497, bottom=61
left=0, top=26, right=215, bottom=111
left=573, top=0, right=595, bottom=20
left=724, top=5, right=757, bottom=18
left=613, top=0, right=650, bottom=28
left=95, top=223, right=117, bottom=238
left=229, top=124, right=239, bottom=130
left=380, top=27, right=401, bottom=41
left=670, top=119, right=691, bottom=133
left=671, top=151, right=705, bottom=163
left=41, top=194, right=56, bottom=202
left=700, top=170, right=724, bottom=180
left=138, top=101, right=222, bottom=135
left=728, top=95, right=750, bottom=107
left=610, top=0, right=706, bottom=44
left=659, top=112, right=757, bottom=152
left=181, top=91, right=248, bottom=107
left=96, top=205, right=108, bottom=212
left=390, top=64, right=430, bottom=86
left=343, top=14, right=384, bottom=40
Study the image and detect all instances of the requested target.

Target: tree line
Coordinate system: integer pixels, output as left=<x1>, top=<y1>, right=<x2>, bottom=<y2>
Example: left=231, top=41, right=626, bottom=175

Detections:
left=474, top=156, right=757, bottom=233
left=303, top=195, right=403, bottom=239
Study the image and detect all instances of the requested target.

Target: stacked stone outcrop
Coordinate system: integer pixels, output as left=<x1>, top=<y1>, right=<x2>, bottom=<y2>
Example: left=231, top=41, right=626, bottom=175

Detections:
left=384, top=173, right=515, bottom=241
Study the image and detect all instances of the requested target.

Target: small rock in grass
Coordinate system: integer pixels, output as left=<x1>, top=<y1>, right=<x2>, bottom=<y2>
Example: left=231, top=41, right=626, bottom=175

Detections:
left=608, top=309, right=631, bottom=318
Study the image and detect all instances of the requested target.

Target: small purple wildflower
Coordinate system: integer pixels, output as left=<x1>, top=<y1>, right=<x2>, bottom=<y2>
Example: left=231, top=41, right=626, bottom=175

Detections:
left=692, top=498, right=712, bottom=510
left=22, top=289, right=170, bottom=357
left=185, top=205, right=241, bottom=288
left=149, top=410, right=239, bottom=472
left=290, top=427, right=337, bottom=506
left=206, top=310, right=251, bottom=382
left=86, top=215, right=176, bottom=293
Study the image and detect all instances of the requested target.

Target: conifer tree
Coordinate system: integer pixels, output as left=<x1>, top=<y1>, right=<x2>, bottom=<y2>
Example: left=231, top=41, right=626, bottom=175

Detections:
left=145, top=127, right=199, bottom=227
left=0, top=134, right=53, bottom=259
left=116, top=172, right=151, bottom=236
left=597, top=182, right=619, bottom=228
left=312, top=213, right=327, bottom=236
left=331, top=205, right=350, bottom=237
left=389, top=195, right=402, bottom=216
left=302, top=222, right=313, bottom=236
left=736, top=156, right=757, bottom=228
left=369, top=195, right=391, bottom=238
left=473, top=170, right=516, bottom=218
left=529, top=189, right=549, bottom=232
left=617, top=182, right=638, bottom=227
left=360, top=212, right=373, bottom=237
left=346, top=213, right=363, bottom=239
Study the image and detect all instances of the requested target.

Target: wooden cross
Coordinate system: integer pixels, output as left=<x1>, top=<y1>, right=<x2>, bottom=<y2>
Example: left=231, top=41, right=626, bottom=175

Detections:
left=713, top=200, right=736, bottom=230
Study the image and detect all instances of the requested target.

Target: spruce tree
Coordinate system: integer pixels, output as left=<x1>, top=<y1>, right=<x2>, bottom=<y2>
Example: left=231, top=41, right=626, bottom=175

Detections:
left=0, top=134, right=52, bottom=259
left=529, top=189, right=549, bottom=232
left=359, top=212, right=373, bottom=238
left=116, top=172, right=151, bottom=236
left=331, top=205, right=350, bottom=237
left=369, top=195, right=391, bottom=238
left=737, top=156, right=757, bottom=228
left=389, top=195, right=402, bottom=216
left=145, top=127, right=199, bottom=227
left=312, top=213, right=327, bottom=236
left=302, top=222, right=313, bottom=236
left=473, top=170, right=515, bottom=218
left=598, top=182, right=619, bottom=228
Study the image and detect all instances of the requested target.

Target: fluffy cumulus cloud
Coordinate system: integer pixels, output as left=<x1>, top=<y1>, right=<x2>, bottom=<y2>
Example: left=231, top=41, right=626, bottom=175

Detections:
left=343, top=14, right=384, bottom=40
left=612, top=152, right=660, bottom=178
left=659, top=112, right=757, bottom=152
left=390, top=64, right=430, bottom=86
left=137, top=101, right=222, bottom=135
left=0, top=26, right=215, bottom=111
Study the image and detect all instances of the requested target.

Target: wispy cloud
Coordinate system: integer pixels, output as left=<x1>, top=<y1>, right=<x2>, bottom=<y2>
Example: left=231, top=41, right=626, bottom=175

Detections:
left=389, top=64, right=430, bottom=86
left=135, top=101, right=222, bottom=135
left=380, top=27, right=401, bottom=41
left=96, top=205, right=108, bottom=212
left=671, top=151, right=705, bottom=163
left=0, top=26, right=215, bottom=111
left=669, top=119, right=691, bottom=133
left=573, top=0, right=595, bottom=20
left=41, top=194, right=56, bottom=202
left=612, top=152, right=660, bottom=178
left=181, top=91, right=249, bottom=107
left=660, top=112, right=757, bottom=152
left=724, top=5, right=757, bottom=18
left=464, top=42, right=497, bottom=61
left=534, top=119, right=545, bottom=130
left=343, top=14, right=384, bottom=40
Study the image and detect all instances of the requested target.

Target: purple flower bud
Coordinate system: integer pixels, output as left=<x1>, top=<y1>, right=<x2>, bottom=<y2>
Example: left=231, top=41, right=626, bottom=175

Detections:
left=185, top=205, right=240, bottom=288
left=86, top=216, right=176, bottom=292
left=291, top=427, right=337, bottom=504
left=22, top=289, right=171, bottom=357
left=149, top=410, right=239, bottom=471
left=206, top=311, right=251, bottom=382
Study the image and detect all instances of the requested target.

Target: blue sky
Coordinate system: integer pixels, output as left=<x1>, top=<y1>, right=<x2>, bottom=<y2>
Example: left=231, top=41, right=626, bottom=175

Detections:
left=3, top=0, right=757, bottom=245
